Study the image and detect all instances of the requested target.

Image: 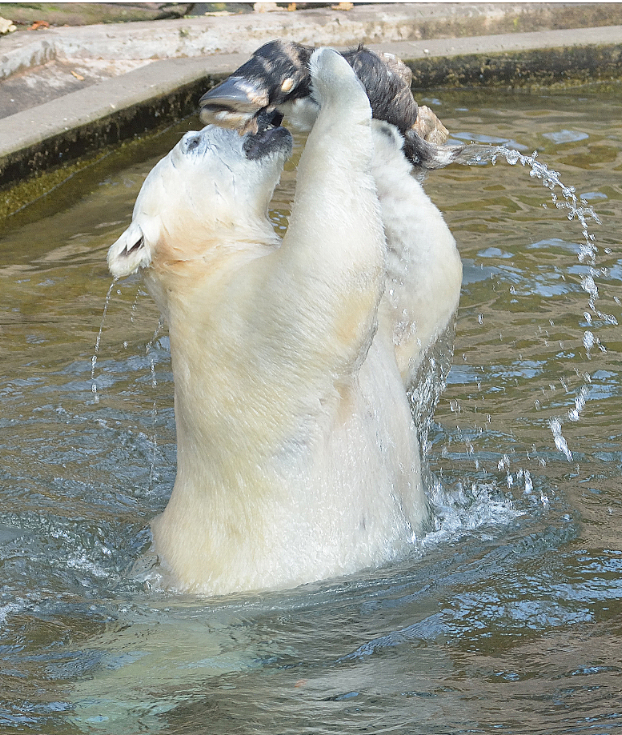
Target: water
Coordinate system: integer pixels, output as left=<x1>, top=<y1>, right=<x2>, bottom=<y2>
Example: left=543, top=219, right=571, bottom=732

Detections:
left=456, top=137, right=616, bottom=474
left=1, top=87, right=621, bottom=734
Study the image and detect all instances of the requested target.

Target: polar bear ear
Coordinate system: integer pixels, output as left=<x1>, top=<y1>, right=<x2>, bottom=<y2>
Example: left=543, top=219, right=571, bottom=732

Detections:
left=107, top=221, right=151, bottom=278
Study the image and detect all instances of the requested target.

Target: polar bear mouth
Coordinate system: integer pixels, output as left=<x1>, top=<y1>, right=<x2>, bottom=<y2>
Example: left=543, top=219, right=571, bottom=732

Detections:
left=243, top=110, right=293, bottom=161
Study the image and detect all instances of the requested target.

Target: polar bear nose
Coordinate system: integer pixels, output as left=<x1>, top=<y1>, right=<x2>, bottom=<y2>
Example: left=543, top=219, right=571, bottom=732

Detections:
left=184, top=134, right=202, bottom=153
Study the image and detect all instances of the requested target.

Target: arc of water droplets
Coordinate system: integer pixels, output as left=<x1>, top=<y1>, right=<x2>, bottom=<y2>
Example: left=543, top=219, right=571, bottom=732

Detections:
left=463, top=144, right=615, bottom=461
left=91, top=278, right=119, bottom=403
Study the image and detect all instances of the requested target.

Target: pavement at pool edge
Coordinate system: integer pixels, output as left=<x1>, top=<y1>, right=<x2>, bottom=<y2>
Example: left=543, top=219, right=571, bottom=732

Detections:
left=1, top=2, right=622, bottom=196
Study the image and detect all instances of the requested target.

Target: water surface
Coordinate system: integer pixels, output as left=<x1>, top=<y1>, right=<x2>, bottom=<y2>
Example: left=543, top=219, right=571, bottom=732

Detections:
left=0, top=87, right=621, bottom=734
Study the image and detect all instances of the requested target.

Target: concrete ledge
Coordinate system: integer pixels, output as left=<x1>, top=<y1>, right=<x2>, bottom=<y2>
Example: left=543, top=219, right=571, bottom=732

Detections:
left=9, top=3, right=622, bottom=80
left=2, top=21, right=622, bottom=197
left=0, top=56, right=244, bottom=188
left=375, top=24, right=622, bottom=59
left=0, top=3, right=510, bottom=80
left=377, top=25, right=622, bottom=86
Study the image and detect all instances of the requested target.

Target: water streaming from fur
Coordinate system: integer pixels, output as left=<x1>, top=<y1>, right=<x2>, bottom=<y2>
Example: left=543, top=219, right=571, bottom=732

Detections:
left=90, top=278, right=118, bottom=403
left=146, top=317, right=165, bottom=490
left=130, top=285, right=143, bottom=324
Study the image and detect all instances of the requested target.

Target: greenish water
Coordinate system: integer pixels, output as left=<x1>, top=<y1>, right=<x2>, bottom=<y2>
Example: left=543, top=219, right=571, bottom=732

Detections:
left=0, top=88, right=621, bottom=734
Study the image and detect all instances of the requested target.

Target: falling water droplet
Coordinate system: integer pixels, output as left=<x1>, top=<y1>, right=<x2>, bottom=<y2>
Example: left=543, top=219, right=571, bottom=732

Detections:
left=549, top=419, right=573, bottom=462
left=460, top=142, right=606, bottom=460
left=581, top=275, right=599, bottom=301
left=583, top=330, right=595, bottom=357
left=130, top=287, right=142, bottom=324
left=568, top=386, right=589, bottom=422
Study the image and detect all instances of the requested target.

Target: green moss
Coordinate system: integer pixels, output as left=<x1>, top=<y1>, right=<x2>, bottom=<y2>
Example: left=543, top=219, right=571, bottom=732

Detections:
left=0, top=149, right=109, bottom=221
left=408, top=46, right=622, bottom=92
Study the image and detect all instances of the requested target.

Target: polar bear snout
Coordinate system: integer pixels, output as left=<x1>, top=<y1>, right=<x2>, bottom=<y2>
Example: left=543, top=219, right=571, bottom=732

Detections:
left=178, top=130, right=218, bottom=159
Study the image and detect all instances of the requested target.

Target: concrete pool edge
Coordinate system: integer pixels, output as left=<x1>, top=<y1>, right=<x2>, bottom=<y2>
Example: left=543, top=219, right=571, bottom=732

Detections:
left=1, top=23, right=622, bottom=208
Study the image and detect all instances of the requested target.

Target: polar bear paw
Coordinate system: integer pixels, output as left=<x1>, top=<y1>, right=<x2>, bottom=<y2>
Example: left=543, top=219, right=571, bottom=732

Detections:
left=309, top=47, right=370, bottom=118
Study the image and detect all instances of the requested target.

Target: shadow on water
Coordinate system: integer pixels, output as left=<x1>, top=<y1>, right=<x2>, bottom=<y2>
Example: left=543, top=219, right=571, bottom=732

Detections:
left=0, top=88, right=621, bottom=734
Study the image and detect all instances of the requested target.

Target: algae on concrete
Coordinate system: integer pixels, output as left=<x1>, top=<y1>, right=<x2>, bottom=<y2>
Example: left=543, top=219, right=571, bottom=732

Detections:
left=408, top=44, right=622, bottom=90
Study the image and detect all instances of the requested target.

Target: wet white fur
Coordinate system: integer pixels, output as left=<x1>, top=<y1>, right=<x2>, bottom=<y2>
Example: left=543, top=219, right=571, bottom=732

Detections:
left=108, top=49, right=459, bottom=595
left=282, top=88, right=462, bottom=384
left=370, top=120, right=462, bottom=386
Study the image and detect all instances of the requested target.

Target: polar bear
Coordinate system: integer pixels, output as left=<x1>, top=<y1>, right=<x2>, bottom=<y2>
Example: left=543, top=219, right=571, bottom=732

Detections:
left=107, top=49, right=461, bottom=595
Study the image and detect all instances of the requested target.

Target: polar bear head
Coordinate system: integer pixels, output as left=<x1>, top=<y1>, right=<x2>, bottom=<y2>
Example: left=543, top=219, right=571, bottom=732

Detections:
left=108, top=117, right=293, bottom=280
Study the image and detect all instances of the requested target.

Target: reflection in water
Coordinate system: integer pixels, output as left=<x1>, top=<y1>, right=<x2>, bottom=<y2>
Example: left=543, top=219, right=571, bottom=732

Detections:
left=0, top=89, right=621, bottom=734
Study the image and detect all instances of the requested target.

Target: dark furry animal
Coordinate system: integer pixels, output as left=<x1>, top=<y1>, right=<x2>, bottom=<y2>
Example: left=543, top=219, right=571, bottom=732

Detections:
left=199, top=40, right=465, bottom=170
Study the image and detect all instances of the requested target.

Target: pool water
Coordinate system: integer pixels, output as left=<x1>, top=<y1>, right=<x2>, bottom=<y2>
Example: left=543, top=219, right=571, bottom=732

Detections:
left=0, top=87, right=621, bottom=734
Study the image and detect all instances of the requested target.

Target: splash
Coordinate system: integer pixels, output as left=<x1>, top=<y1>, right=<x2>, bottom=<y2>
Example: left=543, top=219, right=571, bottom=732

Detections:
left=422, top=477, right=522, bottom=553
